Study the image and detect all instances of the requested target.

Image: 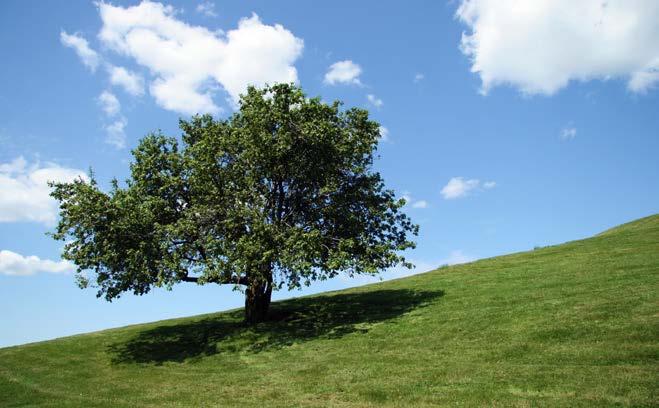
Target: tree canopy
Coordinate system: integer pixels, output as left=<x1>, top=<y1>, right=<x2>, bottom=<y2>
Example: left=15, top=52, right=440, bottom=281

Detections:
left=51, top=83, right=418, bottom=322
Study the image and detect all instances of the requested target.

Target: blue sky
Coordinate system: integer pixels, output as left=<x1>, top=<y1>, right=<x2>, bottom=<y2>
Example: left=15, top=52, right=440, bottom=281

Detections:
left=1, top=0, right=658, bottom=347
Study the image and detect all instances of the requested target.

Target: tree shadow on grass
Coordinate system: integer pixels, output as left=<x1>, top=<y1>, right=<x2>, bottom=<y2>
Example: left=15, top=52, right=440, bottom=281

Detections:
left=108, top=288, right=443, bottom=365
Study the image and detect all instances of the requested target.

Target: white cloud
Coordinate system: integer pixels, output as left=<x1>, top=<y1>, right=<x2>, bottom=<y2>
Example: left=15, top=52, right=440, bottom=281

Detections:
left=324, top=60, right=362, bottom=85
left=60, top=31, right=100, bottom=72
left=367, top=94, right=383, bottom=108
left=628, top=58, right=659, bottom=93
left=97, top=1, right=303, bottom=115
left=0, top=157, right=87, bottom=225
left=0, top=156, right=27, bottom=173
left=378, top=126, right=389, bottom=142
left=97, top=91, right=121, bottom=116
left=560, top=127, right=577, bottom=140
left=196, top=1, right=217, bottom=17
left=106, top=118, right=127, bottom=149
left=414, top=73, right=424, bottom=83
left=441, top=177, right=479, bottom=199
left=97, top=91, right=127, bottom=148
left=441, top=177, right=495, bottom=199
left=0, top=250, right=74, bottom=276
left=456, top=0, right=659, bottom=95
left=108, top=65, right=145, bottom=96
left=412, top=200, right=428, bottom=209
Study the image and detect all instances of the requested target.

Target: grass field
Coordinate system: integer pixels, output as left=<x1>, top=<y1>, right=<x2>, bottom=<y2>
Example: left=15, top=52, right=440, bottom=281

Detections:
left=1, top=215, right=658, bottom=407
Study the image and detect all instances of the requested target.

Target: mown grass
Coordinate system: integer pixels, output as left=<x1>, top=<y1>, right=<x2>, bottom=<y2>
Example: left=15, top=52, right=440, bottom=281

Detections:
left=1, top=215, right=658, bottom=407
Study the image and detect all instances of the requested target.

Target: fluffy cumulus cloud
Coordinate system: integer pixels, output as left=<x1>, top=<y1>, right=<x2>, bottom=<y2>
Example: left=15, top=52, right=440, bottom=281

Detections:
left=440, top=177, right=495, bottom=199
left=107, top=65, right=144, bottom=96
left=324, top=60, right=362, bottom=85
left=97, top=91, right=127, bottom=148
left=0, top=157, right=87, bottom=225
left=97, top=90, right=121, bottom=116
left=97, top=1, right=303, bottom=114
left=456, top=0, right=659, bottom=95
left=59, top=32, right=135, bottom=148
left=60, top=31, right=100, bottom=72
left=0, top=250, right=74, bottom=276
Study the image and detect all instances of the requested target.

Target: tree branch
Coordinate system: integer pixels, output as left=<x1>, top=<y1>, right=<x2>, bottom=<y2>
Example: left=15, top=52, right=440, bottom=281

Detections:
left=181, top=274, right=248, bottom=285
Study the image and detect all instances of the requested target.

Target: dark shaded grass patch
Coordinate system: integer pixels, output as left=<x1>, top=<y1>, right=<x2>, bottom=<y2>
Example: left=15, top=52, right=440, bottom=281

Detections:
left=109, top=288, right=444, bottom=364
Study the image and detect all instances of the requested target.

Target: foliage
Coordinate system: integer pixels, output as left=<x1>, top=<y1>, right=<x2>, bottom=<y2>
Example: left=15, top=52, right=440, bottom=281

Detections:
left=50, top=83, right=417, bottom=320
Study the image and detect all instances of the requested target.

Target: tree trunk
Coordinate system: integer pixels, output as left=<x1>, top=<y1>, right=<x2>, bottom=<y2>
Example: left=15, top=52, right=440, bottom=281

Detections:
left=244, top=278, right=272, bottom=324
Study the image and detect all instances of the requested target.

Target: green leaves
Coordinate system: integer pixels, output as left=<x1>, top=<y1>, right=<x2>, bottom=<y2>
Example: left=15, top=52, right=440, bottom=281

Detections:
left=51, top=83, right=418, bottom=300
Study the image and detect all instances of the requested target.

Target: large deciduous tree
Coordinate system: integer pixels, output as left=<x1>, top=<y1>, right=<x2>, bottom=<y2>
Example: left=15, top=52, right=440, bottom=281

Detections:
left=50, top=84, right=418, bottom=323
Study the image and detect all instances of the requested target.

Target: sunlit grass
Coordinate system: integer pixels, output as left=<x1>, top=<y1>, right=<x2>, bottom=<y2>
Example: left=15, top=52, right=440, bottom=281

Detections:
left=1, top=215, right=658, bottom=407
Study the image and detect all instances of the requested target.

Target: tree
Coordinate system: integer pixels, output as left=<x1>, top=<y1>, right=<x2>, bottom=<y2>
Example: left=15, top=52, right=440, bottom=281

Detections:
left=50, top=83, right=418, bottom=323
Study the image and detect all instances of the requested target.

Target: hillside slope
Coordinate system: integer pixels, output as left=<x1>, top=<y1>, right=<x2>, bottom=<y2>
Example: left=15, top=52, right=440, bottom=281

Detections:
left=1, top=215, right=658, bottom=407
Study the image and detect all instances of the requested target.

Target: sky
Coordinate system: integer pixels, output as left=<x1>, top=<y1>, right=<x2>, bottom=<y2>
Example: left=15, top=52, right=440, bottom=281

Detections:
left=1, top=0, right=658, bottom=348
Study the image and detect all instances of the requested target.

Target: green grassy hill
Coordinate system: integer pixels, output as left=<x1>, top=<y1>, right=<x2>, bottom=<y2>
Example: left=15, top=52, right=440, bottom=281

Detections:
left=1, top=215, right=658, bottom=407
